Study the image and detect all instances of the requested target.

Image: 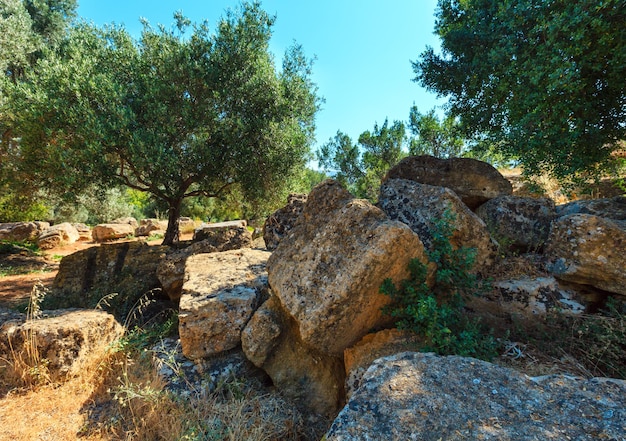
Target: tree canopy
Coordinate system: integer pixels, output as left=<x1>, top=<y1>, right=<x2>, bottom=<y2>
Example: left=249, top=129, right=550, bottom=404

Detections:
left=7, top=2, right=320, bottom=244
left=317, top=119, right=407, bottom=200
left=408, top=105, right=464, bottom=159
left=414, top=0, right=626, bottom=181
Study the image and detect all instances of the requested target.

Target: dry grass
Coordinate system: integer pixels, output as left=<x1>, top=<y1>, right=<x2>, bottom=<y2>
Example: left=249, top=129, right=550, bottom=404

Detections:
left=1, top=290, right=313, bottom=441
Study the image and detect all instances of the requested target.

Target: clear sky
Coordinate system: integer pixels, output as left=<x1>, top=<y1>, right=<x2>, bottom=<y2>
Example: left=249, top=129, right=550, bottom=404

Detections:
left=77, top=0, right=444, bottom=152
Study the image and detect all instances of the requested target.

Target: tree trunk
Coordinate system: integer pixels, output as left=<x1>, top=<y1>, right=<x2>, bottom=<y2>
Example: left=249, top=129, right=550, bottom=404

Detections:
left=162, top=200, right=182, bottom=246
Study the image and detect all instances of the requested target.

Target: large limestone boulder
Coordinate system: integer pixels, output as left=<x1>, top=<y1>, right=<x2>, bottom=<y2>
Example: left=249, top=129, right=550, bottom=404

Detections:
left=268, top=180, right=427, bottom=356
left=546, top=214, right=626, bottom=296
left=242, top=295, right=346, bottom=418
left=243, top=180, right=426, bottom=416
left=0, top=221, right=49, bottom=242
left=47, top=242, right=169, bottom=321
left=326, top=352, right=626, bottom=440
left=37, top=222, right=80, bottom=250
left=135, top=218, right=167, bottom=237
left=384, top=155, right=512, bottom=210
left=378, top=178, right=496, bottom=270
left=476, top=195, right=556, bottom=252
left=0, top=308, right=123, bottom=383
left=178, top=249, right=270, bottom=360
left=110, top=217, right=139, bottom=229
left=556, top=195, right=626, bottom=222
left=192, top=220, right=248, bottom=242
left=263, top=193, right=307, bottom=250
left=157, top=227, right=253, bottom=302
left=343, top=329, right=420, bottom=399
left=92, top=223, right=135, bottom=242
left=479, top=276, right=587, bottom=318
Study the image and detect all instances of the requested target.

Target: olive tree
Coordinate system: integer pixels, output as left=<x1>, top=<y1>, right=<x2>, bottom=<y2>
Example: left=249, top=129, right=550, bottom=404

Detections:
left=11, top=2, right=320, bottom=244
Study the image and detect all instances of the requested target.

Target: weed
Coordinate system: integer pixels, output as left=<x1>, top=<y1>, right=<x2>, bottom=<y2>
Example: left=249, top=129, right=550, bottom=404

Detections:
left=2, top=281, right=52, bottom=389
left=381, top=209, right=499, bottom=361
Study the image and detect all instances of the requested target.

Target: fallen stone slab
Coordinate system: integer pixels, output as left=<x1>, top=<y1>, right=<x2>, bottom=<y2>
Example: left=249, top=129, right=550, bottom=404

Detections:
left=178, top=249, right=271, bottom=360
left=326, top=352, right=626, bottom=441
left=0, top=308, right=123, bottom=383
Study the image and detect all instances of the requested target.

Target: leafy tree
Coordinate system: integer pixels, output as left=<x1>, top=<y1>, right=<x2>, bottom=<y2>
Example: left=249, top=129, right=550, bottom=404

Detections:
left=408, top=105, right=464, bottom=158
left=1, top=0, right=77, bottom=219
left=414, top=0, right=626, bottom=181
left=317, top=119, right=407, bottom=200
left=317, top=131, right=364, bottom=190
left=9, top=2, right=320, bottom=245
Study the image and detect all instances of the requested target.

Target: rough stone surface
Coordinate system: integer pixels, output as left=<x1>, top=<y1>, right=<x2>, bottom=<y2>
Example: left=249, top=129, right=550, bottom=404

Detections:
left=556, top=195, right=626, bottom=222
left=487, top=276, right=587, bottom=318
left=37, top=222, right=80, bottom=250
left=378, top=179, right=497, bottom=270
left=263, top=193, right=307, bottom=250
left=72, top=223, right=92, bottom=241
left=384, top=155, right=512, bottom=210
left=0, top=221, right=49, bottom=242
left=0, top=309, right=123, bottom=382
left=546, top=214, right=626, bottom=295
left=344, top=329, right=420, bottom=399
left=47, top=241, right=168, bottom=320
left=476, top=195, right=556, bottom=252
left=178, top=249, right=270, bottom=360
left=242, top=295, right=346, bottom=417
left=268, top=180, right=427, bottom=356
left=92, top=223, right=135, bottom=242
left=326, top=352, right=626, bottom=441
left=111, top=217, right=139, bottom=229
left=135, top=218, right=167, bottom=237
left=193, top=220, right=248, bottom=242
left=157, top=228, right=253, bottom=302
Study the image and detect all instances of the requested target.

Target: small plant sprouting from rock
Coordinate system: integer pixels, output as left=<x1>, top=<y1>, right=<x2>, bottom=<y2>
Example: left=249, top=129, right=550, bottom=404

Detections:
left=381, top=209, right=498, bottom=361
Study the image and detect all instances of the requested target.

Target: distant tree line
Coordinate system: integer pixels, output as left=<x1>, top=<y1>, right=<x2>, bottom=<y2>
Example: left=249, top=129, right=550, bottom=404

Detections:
left=318, top=0, right=625, bottom=198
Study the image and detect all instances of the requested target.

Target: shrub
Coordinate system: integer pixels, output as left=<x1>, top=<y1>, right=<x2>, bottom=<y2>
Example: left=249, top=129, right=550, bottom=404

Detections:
left=381, top=209, right=498, bottom=360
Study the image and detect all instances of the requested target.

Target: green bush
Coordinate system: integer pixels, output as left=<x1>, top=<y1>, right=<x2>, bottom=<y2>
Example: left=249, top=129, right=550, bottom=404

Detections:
left=381, top=209, right=498, bottom=360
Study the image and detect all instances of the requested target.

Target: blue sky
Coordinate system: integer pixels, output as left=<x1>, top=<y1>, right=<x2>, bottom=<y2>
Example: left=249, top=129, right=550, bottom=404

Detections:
left=77, top=0, right=444, bottom=152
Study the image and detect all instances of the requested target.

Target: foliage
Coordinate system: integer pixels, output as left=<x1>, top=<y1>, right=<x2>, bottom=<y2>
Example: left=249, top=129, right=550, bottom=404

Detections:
left=414, top=0, right=626, bottom=183
left=8, top=1, right=320, bottom=245
left=317, top=118, right=407, bottom=200
left=381, top=209, right=497, bottom=360
left=408, top=105, right=465, bottom=158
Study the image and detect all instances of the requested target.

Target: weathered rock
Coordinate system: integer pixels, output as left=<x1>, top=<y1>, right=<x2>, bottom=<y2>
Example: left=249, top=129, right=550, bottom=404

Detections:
left=344, top=329, right=420, bottom=399
left=476, top=195, right=556, bottom=252
left=47, top=241, right=169, bottom=321
left=484, top=276, right=587, bottom=318
left=378, top=178, right=497, bottom=270
left=178, top=249, right=270, bottom=360
left=384, top=155, right=512, bottom=210
left=0, top=309, right=123, bottom=383
left=263, top=193, right=307, bottom=250
left=326, top=352, right=626, bottom=441
left=111, top=217, right=139, bottom=229
left=72, top=223, right=92, bottom=241
left=37, top=222, right=80, bottom=250
left=135, top=218, right=167, bottom=237
left=556, top=195, right=626, bottom=221
left=193, top=220, right=248, bottom=242
left=546, top=214, right=626, bottom=295
left=0, top=221, right=49, bottom=242
left=92, top=223, right=135, bottom=242
left=268, top=180, right=427, bottom=356
left=242, top=295, right=346, bottom=417
left=157, top=228, right=254, bottom=302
